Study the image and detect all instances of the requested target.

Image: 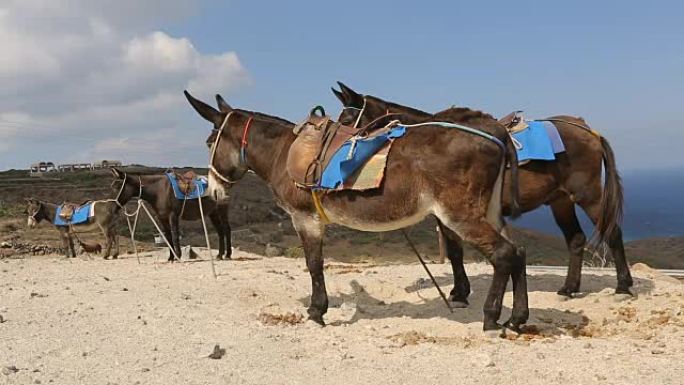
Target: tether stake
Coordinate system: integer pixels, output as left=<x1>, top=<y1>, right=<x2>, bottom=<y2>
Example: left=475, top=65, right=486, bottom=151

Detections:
left=401, top=229, right=454, bottom=313
left=196, top=185, right=217, bottom=280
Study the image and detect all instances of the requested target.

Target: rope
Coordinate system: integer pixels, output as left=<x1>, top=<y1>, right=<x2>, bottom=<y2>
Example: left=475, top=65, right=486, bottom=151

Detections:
left=138, top=200, right=179, bottom=262
left=196, top=184, right=217, bottom=279
left=397, top=120, right=505, bottom=150
left=401, top=229, right=453, bottom=313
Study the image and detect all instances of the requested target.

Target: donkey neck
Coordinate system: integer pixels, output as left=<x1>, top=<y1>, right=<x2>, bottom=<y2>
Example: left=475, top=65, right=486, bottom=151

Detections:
left=241, top=118, right=296, bottom=184
left=41, top=202, right=58, bottom=224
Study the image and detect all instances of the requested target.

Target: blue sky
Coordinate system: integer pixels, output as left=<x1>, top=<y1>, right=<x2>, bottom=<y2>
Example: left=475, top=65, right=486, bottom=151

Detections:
left=1, top=0, right=682, bottom=170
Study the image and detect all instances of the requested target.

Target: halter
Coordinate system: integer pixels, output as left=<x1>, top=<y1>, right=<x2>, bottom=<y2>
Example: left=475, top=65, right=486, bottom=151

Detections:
left=28, top=201, right=42, bottom=224
left=208, top=111, right=254, bottom=185
left=337, top=98, right=367, bottom=129
left=113, top=173, right=143, bottom=214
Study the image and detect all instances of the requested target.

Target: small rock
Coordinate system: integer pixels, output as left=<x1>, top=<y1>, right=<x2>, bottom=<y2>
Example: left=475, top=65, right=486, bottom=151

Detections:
left=0, top=315, right=4, bottom=323
left=651, top=349, right=665, bottom=355
left=122, top=288, right=128, bottom=292
left=614, top=293, right=634, bottom=303
left=2, top=365, right=19, bottom=375
left=34, top=379, right=42, bottom=384
left=181, top=293, right=191, bottom=300
left=208, top=344, right=226, bottom=360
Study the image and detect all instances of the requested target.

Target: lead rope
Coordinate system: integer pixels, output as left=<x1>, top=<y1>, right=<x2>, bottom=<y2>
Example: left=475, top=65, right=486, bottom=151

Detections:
left=196, top=183, right=217, bottom=279
left=401, top=229, right=454, bottom=313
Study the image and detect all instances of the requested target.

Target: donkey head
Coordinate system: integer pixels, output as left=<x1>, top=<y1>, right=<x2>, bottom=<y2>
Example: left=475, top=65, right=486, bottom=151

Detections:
left=184, top=90, right=246, bottom=201
left=25, top=198, right=43, bottom=228
left=110, top=168, right=140, bottom=205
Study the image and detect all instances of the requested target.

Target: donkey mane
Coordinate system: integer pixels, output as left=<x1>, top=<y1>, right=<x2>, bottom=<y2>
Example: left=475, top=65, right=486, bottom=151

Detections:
left=366, top=95, right=430, bottom=117
left=234, top=109, right=294, bottom=126
left=432, top=106, right=496, bottom=123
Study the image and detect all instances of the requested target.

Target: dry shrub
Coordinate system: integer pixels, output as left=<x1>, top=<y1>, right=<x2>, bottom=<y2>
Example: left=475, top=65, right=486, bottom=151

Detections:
left=258, top=311, right=304, bottom=326
left=387, top=331, right=473, bottom=347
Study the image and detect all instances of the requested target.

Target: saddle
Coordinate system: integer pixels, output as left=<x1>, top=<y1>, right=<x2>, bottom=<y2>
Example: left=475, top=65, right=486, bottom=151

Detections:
left=171, top=170, right=197, bottom=195
left=499, top=111, right=528, bottom=133
left=287, top=106, right=387, bottom=188
left=58, top=203, right=79, bottom=221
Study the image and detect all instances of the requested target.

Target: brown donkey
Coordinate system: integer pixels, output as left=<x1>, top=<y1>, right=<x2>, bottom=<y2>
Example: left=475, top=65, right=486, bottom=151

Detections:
left=185, top=90, right=527, bottom=332
left=110, top=169, right=232, bottom=261
left=332, top=82, right=632, bottom=300
left=26, top=198, right=121, bottom=259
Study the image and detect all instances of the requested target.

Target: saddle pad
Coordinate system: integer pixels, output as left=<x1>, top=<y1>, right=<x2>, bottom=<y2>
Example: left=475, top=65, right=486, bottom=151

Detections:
left=319, top=126, right=406, bottom=190
left=165, top=172, right=209, bottom=200
left=54, top=202, right=94, bottom=226
left=511, top=120, right=566, bottom=163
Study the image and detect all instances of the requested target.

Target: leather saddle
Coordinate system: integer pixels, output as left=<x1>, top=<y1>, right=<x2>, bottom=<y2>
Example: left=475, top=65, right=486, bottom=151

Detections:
left=287, top=106, right=385, bottom=188
left=171, top=170, right=197, bottom=195
left=59, top=202, right=83, bottom=221
left=499, top=110, right=528, bottom=133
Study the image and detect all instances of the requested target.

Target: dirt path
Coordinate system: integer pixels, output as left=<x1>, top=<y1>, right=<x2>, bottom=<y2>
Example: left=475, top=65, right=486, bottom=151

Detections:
left=1, top=251, right=683, bottom=385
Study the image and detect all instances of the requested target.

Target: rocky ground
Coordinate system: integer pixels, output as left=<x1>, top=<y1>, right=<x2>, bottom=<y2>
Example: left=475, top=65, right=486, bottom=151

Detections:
left=0, top=251, right=682, bottom=385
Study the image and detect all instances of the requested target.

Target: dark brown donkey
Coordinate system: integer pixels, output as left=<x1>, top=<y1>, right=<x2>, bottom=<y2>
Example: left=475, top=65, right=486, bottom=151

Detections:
left=185, top=90, right=527, bottom=332
left=110, top=169, right=232, bottom=261
left=332, top=82, right=632, bottom=299
left=26, top=198, right=121, bottom=259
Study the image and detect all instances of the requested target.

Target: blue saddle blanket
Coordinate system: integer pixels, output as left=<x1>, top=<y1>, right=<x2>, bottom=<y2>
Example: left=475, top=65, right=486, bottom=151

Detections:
left=511, top=121, right=565, bottom=162
left=319, top=126, right=407, bottom=190
left=54, top=202, right=93, bottom=226
left=165, top=172, right=209, bottom=199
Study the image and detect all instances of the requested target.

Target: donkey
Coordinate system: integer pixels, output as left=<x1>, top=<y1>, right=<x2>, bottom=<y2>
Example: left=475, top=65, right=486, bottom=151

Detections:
left=110, top=168, right=232, bottom=261
left=332, top=82, right=632, bottom=299
left=25, top=198, right=121, bottom=259
left=185, top=90, right=528, bottom=332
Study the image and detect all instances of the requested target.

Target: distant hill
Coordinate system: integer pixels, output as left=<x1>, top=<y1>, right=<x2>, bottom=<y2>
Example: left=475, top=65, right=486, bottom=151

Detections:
left=1, top=167, right=682, bottom=268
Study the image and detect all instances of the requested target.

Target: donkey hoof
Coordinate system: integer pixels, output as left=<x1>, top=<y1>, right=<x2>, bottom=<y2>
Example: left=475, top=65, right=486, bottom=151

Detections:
left=556, top=287, right=577, bottom=298
left=307, top=310, right=326, bottom=326
left=448, top=295, right=469, bottom=309
left=503, top=318, right=526, bottom=334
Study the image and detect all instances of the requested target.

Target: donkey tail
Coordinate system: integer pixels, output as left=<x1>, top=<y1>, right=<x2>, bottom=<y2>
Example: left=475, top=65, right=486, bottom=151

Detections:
left=593, top=135, right=624, bottom=246
left=505, top=135, right=522, bottom=219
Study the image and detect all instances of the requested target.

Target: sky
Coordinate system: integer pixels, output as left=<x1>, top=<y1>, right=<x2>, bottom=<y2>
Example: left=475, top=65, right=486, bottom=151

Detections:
left=1, top=0, right=682, bottom=171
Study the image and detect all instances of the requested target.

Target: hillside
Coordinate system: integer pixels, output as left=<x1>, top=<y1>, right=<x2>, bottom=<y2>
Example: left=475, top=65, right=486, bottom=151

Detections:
left=1, top=167, right=682, bottom=268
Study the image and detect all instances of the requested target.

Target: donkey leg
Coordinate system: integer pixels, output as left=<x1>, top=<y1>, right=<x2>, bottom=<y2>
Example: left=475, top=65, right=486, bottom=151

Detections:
left=443, top=217, right=526, bottom=331
left=292, top=215, right=327, bottom=325
left=170, top=216, right=183, bottom=261
left=579, top=201, right=633, bottom=295
left=68, top=235, right=78, bottom=258
left=111, top=227, right=120, bottom=259
left=58, top=231, right=70, bottom=258
left=608, top=226, right=633, bottom=293
left=436, top=220, right=470, bottom=307
left=223, top=210, right=232, bottom=260
left=209, top=213, right=225, bottom=260
left=550, top=197, right=587, bottom=296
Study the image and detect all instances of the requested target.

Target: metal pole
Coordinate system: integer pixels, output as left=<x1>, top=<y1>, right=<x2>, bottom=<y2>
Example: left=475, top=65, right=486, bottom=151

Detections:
left=401, top=229, right=453, bottom=313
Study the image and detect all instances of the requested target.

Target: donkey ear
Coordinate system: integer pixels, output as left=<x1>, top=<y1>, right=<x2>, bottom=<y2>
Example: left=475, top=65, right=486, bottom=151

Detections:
left=331, top=87, right=347, bottom=105
left=215, top=94, right=233, bottom=113
left=336, top=81, right=364, bottom=107
left=184, top=90, right=221, bottom=125
left=110, top=168, right=124, bottom=179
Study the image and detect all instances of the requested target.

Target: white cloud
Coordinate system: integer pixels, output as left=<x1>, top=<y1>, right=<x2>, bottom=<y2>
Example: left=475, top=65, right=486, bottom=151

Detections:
left=0, top=0, right=249, bottom=169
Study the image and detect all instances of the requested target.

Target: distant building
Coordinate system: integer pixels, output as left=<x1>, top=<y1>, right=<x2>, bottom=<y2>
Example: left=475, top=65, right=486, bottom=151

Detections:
left=92, top=160, right=122, bottom=169
left=29, top=161, right=57, bottom=176
left=57, top=163, right=93, bottom=172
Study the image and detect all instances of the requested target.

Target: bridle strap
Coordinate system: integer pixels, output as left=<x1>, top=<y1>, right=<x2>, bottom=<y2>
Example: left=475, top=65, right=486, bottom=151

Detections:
left=239, top=116, right=254, bottom=163
left=352, top=97, right=367, bottom=128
